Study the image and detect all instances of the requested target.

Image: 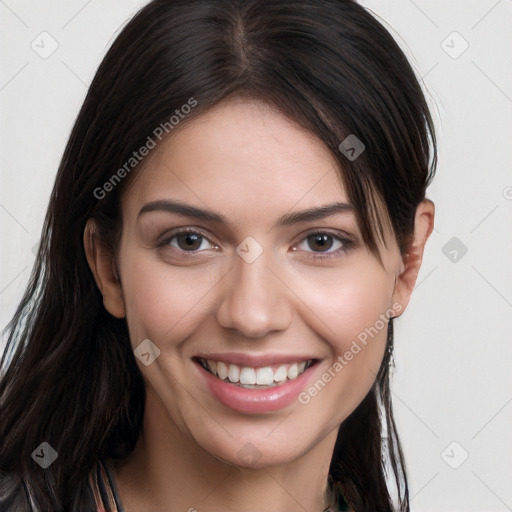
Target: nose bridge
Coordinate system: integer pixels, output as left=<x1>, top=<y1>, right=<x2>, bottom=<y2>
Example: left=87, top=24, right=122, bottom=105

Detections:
left=216, top=244, right=292, bottom=337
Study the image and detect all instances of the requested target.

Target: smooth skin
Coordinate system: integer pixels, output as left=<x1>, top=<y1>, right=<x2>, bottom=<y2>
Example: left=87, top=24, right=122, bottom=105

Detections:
left=84, top=98, right=434, bottom=512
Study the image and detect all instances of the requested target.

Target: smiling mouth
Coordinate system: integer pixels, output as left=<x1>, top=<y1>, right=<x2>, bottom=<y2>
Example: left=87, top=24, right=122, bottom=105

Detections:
left=194, top=357, right=317, bottom=389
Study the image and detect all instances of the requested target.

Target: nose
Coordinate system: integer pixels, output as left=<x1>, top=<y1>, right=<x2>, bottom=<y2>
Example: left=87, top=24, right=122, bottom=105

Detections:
left=215, top=248, right=293, bottom=338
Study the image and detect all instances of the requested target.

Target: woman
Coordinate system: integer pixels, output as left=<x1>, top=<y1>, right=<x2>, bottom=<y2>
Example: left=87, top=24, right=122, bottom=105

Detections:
left=0, top=0, right=436, bottom=510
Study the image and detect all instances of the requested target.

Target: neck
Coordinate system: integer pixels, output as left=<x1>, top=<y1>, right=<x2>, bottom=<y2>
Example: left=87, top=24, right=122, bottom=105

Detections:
left=112, top=388, right=338, bottom=512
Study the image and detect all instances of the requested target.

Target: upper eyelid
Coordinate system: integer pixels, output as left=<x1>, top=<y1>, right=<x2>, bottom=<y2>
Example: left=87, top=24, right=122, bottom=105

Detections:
left=159, top=227, right=217, bottom=244
left=294, top=228, right=354, bottom=241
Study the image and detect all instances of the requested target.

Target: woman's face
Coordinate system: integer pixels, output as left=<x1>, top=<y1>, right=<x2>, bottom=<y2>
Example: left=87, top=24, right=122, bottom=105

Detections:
left=112, top=99, right=406, bottom=468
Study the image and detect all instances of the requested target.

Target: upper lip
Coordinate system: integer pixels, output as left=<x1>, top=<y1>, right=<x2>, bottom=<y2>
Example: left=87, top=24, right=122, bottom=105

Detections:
left=194, top=352, right=318, bottom=368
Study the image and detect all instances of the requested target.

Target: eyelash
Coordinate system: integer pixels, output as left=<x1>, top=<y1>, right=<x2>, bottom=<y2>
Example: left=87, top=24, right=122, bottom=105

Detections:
left=157, top=227, right=355, bottom=261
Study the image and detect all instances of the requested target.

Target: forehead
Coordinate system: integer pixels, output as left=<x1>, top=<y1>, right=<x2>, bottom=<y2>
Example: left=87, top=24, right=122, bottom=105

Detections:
left=122, top=99, right=350, bottom=226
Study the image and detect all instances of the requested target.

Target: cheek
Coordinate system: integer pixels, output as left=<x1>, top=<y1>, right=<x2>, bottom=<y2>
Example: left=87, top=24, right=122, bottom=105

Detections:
left=289, top=259, right=393, bottom=406
left=290, top=262, right=394, bottom=428
left=292, top=258, right=393, bottom=348
left=332, top=278, right=391, bottom=357
left=119, top=252, right=219, bottom=347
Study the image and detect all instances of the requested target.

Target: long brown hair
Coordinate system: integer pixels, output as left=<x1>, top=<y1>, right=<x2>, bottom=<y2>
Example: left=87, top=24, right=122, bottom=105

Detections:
left=0, top=1, right=436, bottom=510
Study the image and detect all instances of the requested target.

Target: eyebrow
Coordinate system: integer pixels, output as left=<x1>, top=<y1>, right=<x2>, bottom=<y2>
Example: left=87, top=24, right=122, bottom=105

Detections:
left=138, top=199, right=354, bottom=229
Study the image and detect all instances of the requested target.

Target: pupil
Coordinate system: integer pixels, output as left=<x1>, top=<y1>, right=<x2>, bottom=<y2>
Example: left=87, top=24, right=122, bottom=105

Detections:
left=177, top=233, right=202, bottom=251
left=308, top=234, right=333, bottom=252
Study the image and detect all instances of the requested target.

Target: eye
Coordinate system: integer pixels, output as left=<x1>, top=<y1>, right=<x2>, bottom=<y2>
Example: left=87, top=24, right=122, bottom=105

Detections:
left=160, top=228, right=218, bottom=254
left=293, top=231, right=354, bottom=259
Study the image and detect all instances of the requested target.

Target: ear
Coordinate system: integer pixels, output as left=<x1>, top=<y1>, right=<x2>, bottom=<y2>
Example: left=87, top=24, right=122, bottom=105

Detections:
left=391, top=199, right=435, bottom=316
left=83, top=218, right=126, bottom=319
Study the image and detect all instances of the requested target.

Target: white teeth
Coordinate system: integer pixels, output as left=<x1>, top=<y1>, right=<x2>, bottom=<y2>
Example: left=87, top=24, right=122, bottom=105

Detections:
left=273, top=365, right=287, bottom=382
left=202, top=359, right=313, bottom=388
left=287, top=363, right=298, bottom=380
left=240, top=367, right=257, bottom=385
left=201, top=358, right=313, bottom=387
left=228, top=364, right=240, bottom=383
left=256, top=367, right=274, bottom=385
left=216, top=361, right=228, bottom=380
left=206, top=359, right=217, bottom=374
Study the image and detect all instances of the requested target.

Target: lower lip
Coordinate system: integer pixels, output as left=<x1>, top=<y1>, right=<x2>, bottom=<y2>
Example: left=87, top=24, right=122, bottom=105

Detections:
left=195, top=361, right=318, bottom=414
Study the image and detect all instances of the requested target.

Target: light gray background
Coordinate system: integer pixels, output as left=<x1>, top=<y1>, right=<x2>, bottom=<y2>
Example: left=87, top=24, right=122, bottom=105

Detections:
left=1, top=1, right=511, bottom=510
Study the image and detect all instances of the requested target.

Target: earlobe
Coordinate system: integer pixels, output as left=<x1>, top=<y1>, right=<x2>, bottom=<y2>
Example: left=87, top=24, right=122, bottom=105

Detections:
left=391, top=199, right=435, bottom=316
left=83, top=219, right=126, bottom=319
